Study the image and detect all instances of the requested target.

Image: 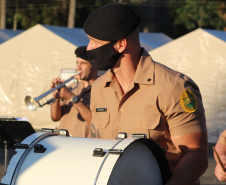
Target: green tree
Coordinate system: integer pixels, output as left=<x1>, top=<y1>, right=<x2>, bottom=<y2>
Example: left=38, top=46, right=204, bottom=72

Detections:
left=168, top=0, right=226, bottom=38
left=6, top=0, right=69, bottom=29
left=5, top=0, right=118, bottom=29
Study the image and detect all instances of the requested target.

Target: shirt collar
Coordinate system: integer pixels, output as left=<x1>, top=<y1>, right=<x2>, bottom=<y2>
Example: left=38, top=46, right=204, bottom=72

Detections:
left=134, top=48, right=155, bottom=85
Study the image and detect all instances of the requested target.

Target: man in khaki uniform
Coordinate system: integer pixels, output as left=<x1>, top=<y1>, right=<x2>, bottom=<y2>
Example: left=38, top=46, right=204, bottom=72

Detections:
left=51, top=46, right=98, bottom=137
left=83, top=3, right=208, bottom=185
left=214, top=130, right=226, bottom=181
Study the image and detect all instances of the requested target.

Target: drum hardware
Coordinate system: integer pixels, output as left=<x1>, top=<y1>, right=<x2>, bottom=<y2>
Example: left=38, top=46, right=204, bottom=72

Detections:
left=93, top=148, right=105, bottom=157
left=93, top=148, right=123, bottom=157
left=25, top=72, right=80, bottom=111
left=34, top=144, right=46, bottom=153
left=14, top=143, right=47, bottom=154
left=40, top=128, right=56, bottom=133
left=59, top=129, right=69, bottom=136
left=41, top=128, right=69, bottom=136
left=116, top=132, right=147, bottom=139
left=117, top=133, right=167, bottom=155
left=14, top=143, right=29, bottom=149
left=131, top=133, right=147, bottom=138
left=116, top=132, right=127, bottom=139
left=108, top=149, right=123, bottom=155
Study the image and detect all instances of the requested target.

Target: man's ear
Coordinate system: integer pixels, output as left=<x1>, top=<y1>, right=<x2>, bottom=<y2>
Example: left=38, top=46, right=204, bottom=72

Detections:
left=117, top=38, right=127, bottom=53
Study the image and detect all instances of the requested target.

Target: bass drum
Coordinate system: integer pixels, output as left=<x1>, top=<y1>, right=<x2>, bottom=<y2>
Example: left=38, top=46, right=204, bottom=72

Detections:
left=1, top=129, right=171, bottom=185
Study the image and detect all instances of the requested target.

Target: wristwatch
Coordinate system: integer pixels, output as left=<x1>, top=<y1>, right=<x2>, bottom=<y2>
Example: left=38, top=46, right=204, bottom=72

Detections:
left=71, top=95, right=80, bottom=104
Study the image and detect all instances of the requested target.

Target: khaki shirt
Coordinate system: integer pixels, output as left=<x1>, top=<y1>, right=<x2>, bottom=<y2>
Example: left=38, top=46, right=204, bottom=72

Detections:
left=218, top=130, right=226, bottom=145
left=90, top=49, right=206, bottom=172
left=60, top=81, right=91, bottom=137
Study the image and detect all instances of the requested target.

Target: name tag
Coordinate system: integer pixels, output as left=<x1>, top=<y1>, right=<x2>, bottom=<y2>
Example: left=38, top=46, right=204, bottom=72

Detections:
left=96, top=108, right=107, bottom=112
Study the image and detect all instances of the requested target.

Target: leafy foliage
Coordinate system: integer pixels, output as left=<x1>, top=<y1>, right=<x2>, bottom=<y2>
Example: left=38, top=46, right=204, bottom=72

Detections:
left=168, top=0, right=226, bottom=37
left=2, top=0, right=226, bottom=38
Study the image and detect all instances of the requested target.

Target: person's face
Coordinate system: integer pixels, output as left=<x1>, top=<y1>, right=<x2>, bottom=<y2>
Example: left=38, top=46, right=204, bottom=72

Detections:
left=76, top=57, right=93, bottom=81
left=87, top=35, right=110, bottom=50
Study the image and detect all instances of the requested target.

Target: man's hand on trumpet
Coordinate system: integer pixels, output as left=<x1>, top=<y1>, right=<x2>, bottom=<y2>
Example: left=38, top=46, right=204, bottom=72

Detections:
left=51, top=77, right=75, bottom=102
left=51, top=77, right=61, bottom=100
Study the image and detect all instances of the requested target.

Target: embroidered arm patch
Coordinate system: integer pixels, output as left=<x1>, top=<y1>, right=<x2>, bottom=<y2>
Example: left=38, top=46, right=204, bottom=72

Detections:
left=180, top=89, right=198, bottom=113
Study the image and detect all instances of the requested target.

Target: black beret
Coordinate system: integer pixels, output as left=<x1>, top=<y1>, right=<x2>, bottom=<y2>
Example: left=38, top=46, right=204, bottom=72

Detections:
left=83, top=3, right=141, bottom=41
left=75, top=46, right=89, bottom=61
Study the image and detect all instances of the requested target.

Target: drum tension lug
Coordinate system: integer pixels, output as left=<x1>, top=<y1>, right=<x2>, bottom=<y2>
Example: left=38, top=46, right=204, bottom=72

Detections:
left=41, top=128, right=55, bottom=133
left=59, top=129, right=70, bottom=136
left=93, top=148, right=106, bottom=157
left=14, top=143, right=29, bottom=149
left=116, top=132, right=127, bottom=139
left=108, top=149, right=123, bottom=155
left=34, top=144, right=46, bottom=153
left=131, top=133, right=147, bottom=139
left=93, top=148, right=123, bottom=157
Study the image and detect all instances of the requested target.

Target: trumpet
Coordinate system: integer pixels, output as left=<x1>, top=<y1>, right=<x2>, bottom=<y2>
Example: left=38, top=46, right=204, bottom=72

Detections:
left=25, top=72, right=80, bottom=111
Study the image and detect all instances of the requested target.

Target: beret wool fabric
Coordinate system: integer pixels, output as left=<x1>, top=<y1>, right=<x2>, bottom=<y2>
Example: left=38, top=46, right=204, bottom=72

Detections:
left=83, top=3, right=141, bottom=41
left=75, top=46, right=89, bottom=61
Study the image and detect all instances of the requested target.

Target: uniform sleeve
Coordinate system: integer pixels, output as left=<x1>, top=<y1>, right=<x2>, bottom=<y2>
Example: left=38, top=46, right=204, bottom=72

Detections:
left=162, top=80, right=207, bottom=137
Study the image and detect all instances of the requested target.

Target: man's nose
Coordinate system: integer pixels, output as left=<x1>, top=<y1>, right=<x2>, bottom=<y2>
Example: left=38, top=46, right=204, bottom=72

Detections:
left=76, top=64, right=82, bottom=70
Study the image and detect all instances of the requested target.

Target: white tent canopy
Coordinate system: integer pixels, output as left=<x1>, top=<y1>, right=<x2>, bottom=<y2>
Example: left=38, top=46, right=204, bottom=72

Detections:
left=150, top=28, right=226, bottom=143
left=0, top=24, right=89, bottom=130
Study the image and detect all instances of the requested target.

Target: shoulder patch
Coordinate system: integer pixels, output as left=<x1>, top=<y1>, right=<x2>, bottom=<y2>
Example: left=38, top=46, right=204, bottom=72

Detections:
left=180, top=89, right=198, bottom=113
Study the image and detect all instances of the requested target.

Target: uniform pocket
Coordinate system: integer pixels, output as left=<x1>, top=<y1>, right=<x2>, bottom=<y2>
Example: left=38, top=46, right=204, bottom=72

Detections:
left=130, top=113, right=161, bottom=140
left=96, top=112, right=110, bottom=129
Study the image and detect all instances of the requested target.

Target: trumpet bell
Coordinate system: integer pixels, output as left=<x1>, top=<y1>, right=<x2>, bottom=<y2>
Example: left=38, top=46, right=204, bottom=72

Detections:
left=25, top=96, right=37, bottom=111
